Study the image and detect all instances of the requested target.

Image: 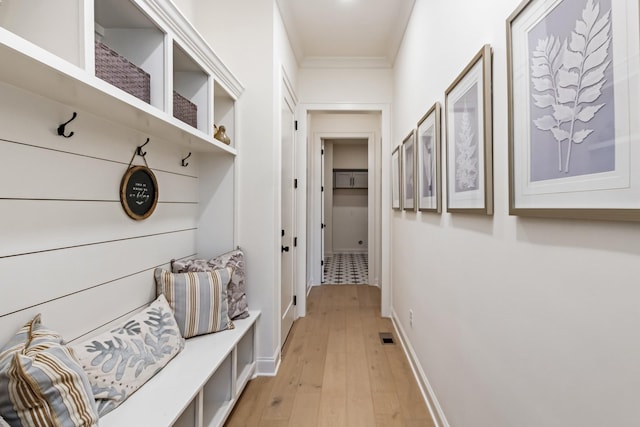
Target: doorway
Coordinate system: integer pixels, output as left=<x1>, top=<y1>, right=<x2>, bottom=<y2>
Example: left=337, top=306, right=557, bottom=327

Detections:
left=304, top=111, right=382, bottom=293
left=322, top=138, right=370, bottom=285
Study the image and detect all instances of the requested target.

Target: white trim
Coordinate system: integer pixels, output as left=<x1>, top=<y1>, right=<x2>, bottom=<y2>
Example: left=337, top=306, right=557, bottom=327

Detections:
left=301, top=56, right=391, bottom=69
left=255, top=345, right=281, bottom=377
left=391, top=309, right=449, bottom=427
left=137, top=0, right=244, bottom=99
left=298, top=102, right=391, bottom=318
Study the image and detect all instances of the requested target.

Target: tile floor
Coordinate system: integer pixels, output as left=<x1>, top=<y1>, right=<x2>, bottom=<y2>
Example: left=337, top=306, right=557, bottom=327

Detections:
left=323, top=252, right=368, bottom=284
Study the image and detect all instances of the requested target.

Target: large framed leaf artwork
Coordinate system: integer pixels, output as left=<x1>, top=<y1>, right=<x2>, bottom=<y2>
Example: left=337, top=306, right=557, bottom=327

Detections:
left=507, top=0, right=640, bottom=221
left=417, top=102, right=442, bottom=212
left=445, top=44, right=494, bottom=214
left=402, top=131, right=416, bottom=211
left=392, top=146, right=402, bottom=210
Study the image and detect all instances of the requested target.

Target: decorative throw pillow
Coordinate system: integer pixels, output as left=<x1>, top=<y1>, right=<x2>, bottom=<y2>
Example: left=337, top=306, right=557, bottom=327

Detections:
left=0, top=314, right=99, bottom=427
left=155, top=267, right=235, bottom=338
left=71, top=295, right=184, bottom=416
left=171, top=249, right=249, bottom=320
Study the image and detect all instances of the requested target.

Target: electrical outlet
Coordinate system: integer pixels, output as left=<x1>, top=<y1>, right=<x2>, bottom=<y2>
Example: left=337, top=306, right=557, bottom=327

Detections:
left=409, top=309, right=414, bottom=328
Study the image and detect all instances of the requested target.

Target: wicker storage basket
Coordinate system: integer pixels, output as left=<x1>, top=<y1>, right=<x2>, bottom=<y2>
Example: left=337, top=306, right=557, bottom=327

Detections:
left=95, top=41, right=151, bottom=103
left=173, top=91, right=197, bottom=128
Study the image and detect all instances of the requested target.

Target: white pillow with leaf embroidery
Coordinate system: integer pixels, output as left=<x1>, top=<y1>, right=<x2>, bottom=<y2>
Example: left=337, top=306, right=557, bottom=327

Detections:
left=71, top=295, right=184, bottom=416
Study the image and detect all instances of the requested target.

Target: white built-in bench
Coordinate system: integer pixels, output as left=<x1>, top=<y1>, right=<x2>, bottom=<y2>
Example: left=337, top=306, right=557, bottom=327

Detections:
left=101, top=310, right=260, bottom=427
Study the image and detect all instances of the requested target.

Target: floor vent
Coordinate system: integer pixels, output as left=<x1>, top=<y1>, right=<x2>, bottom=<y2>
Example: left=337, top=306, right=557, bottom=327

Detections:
left=379, top=332, right=395, bottom=345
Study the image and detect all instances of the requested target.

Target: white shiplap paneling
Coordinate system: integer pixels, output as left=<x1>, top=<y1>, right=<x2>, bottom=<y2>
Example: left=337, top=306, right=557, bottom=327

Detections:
left=0, top=229, right=197, bottom=316
left=0, top=200, right=198, bottom=257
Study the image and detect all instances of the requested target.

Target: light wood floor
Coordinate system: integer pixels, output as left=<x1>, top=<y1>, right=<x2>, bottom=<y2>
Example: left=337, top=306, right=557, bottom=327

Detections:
left=225, top=285, right=435, bottom=427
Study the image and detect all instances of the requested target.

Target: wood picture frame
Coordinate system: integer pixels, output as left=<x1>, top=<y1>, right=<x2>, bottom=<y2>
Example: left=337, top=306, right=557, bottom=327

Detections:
left=120, top=165, right=159, bottom=220
left=402, top=130, right=416, bottom=211
left=445, top=44, right=493, bottom=214
left=392, top=146, right=402, bottom=210
left=507, top=0, right=640, bottom=221
left=417, top=102, right=442, bottom=213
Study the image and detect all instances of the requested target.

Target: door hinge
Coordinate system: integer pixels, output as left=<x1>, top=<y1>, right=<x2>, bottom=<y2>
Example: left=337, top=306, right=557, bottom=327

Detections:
left=281, top=229, right=285, bottom=237
left=294, top=179, right=298, bottom=189
left=321, top=149, right=324, bottom=155
left=294, top=237, right=297, bottom=247
left=321, top=260, right=324, bottom=266
left=321, top=186, right=324, bottom=192
left=321, top=223, right=325, bottom=229
left=293, top=295, right=297, bottom=306
left=294, top=120, right=298, bottom=131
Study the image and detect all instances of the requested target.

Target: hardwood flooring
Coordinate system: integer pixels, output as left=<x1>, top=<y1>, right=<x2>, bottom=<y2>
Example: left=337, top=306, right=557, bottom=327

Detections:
left=225, top=285, right=435, bottom=427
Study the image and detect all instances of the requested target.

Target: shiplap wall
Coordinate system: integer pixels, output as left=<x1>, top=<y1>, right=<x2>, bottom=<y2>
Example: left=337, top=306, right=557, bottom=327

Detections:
left=0, top=81, right=230, bottom=345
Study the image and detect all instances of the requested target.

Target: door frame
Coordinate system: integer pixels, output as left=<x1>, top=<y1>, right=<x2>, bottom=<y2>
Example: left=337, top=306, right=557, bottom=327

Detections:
left=295, top=103, right=392, bottom=318
left=320, top=134, right=375, bottom=284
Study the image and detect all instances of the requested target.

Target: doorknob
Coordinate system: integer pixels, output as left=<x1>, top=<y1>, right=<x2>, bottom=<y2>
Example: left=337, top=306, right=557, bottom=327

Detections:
left=281, top=246, right=290, bottom=253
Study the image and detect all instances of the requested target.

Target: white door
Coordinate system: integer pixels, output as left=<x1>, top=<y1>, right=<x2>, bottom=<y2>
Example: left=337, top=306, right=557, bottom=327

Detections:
left=320, top=142, right=325, bottom=283
left=280, top=88, right=296, bottom=347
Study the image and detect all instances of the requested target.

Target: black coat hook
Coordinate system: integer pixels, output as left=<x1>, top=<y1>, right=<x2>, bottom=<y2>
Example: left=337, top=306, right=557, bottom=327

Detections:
left=137, top=138, right=150, bottom=157
left=181, top=152, right=192, bottom=167
left=57, top=112, right=77, bottom=138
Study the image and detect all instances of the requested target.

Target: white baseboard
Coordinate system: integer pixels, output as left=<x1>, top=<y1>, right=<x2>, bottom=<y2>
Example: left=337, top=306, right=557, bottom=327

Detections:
left=255, top=346, right=281, bottom=377
left=391, top=309, right=449, bottom=427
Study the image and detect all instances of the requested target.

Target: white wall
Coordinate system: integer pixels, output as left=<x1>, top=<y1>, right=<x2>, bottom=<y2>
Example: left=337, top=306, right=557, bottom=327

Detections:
left=191, top=0, right=299, bottom=373
left=298, top=67, right=392, bottom=104
left=332, top=143, right=367, bottom=169
left=393, top=1, right=640, bottom=426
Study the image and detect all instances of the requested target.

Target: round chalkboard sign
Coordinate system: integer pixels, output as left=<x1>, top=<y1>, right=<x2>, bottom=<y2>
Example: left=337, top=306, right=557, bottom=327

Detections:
left=120, top=165, right=158, bottom=220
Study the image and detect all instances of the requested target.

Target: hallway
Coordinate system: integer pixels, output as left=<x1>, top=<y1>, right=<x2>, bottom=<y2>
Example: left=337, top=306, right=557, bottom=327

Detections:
left=225, top=285, right=434, bottom=426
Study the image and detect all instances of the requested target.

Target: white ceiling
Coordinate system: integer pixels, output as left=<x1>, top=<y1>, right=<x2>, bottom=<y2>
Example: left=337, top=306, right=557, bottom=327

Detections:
left=276, top=0, right=416, bottom=68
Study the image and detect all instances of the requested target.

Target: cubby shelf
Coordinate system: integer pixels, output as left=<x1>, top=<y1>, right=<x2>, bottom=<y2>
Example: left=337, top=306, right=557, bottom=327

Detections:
left=0, top=0, right=242, bottom=154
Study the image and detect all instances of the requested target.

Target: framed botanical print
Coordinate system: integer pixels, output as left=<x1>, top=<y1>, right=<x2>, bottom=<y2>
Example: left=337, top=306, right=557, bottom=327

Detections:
left=507, top=0, right=640, bottom=221
left=392, top=146, right=401, bottom=210
left=402, top=131, right=416, bottom=211
left=445, top=44, right=493, bottom=214
left=416, top=102, right=442, bottom=212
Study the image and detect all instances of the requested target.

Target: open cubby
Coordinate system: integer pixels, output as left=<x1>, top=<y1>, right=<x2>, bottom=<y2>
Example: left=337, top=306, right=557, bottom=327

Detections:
left=94, top=0, right=165, bottom=109
left=236, top=325, right=255, bottom=390
left=173, top=42, right=209, bottom=132
left=0, top=0, right=83, bottom=66
left=0, top=0, right=241, bottom=154
left=213, top=81, right=235, bottom=145
left=172, top=397, right=199, bottom=427
left=202, top=353, right=233, bottom=427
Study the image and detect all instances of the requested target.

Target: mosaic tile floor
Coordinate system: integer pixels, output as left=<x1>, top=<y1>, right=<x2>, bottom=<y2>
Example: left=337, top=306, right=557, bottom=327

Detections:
left=323, top=252, right=368, bottom=284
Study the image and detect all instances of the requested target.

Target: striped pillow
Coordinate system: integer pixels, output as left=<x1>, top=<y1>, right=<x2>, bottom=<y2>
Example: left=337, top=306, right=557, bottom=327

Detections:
left=155, top=268, right=234, bottom=338
left=0, top=314, right=99, bottom=427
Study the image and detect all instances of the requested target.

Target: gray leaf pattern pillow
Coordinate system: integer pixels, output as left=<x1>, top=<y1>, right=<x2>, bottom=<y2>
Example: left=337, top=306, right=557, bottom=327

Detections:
left=171, top=249, right=249, bottom=320
left=71, top=295, right=184, bottom=416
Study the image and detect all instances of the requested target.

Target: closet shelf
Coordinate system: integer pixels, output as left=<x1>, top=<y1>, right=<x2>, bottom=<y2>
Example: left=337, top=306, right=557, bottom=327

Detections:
left=0, top=28, right=236, bottom=155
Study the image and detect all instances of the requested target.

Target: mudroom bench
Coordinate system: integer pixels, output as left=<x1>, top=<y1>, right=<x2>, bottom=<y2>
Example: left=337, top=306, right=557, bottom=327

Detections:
left=101, top=310, right=260, bottom=427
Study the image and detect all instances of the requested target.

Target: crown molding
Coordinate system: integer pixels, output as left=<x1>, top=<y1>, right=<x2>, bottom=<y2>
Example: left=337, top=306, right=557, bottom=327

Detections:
left=300, top=56, right=391, bottom=69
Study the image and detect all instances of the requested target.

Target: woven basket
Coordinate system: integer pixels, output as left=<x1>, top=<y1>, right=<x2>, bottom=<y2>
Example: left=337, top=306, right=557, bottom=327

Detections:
left=173, top=91, right=197, bottom=128
left=95, top=41, right=151, bottom=103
